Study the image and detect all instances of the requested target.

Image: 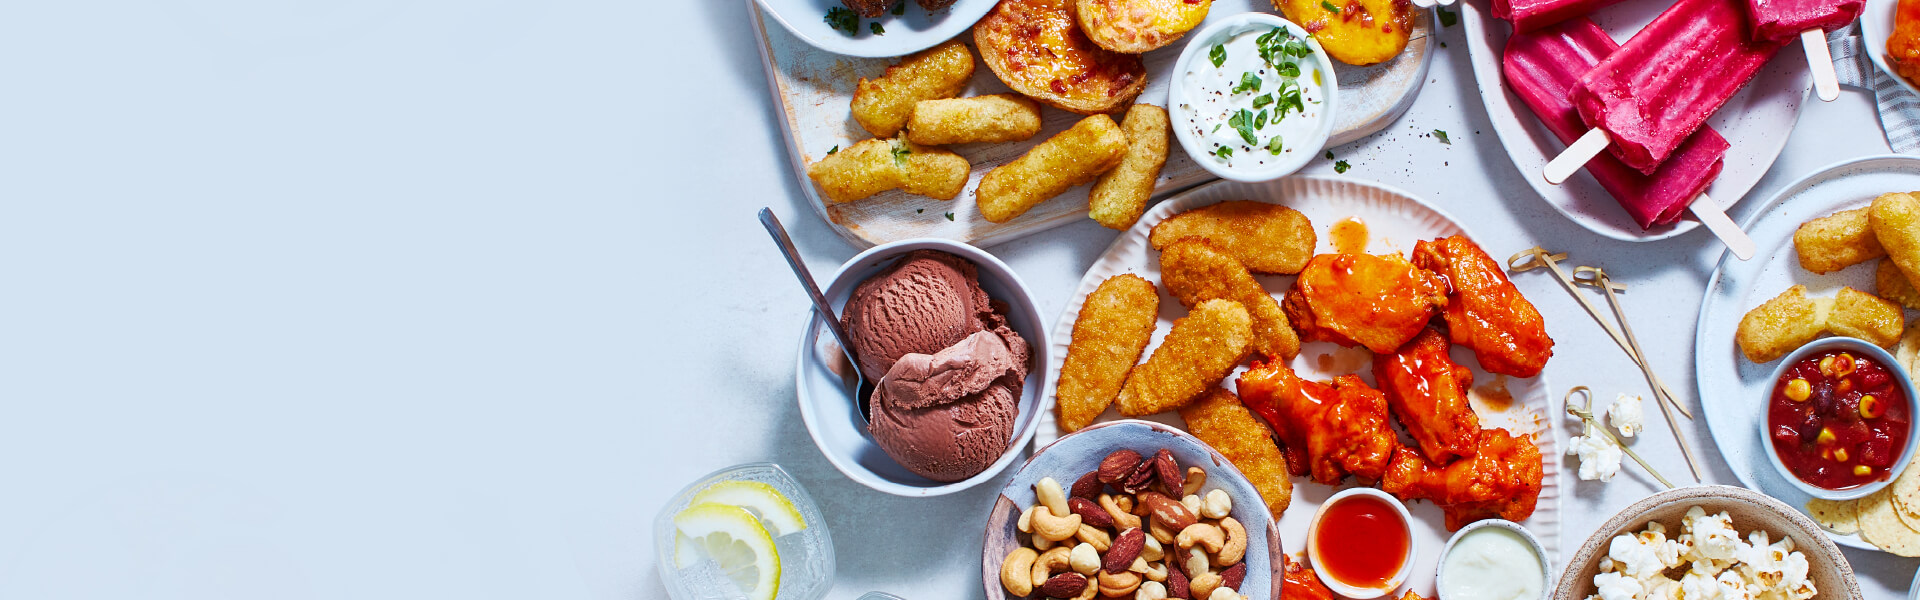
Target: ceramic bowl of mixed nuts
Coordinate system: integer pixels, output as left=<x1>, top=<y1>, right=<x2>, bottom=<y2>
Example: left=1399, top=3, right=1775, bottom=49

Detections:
left=980, top=419, right=1280, bottom=600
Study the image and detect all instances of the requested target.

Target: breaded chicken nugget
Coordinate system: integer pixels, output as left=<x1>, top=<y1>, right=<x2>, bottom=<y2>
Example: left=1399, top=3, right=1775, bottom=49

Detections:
left=1795, top=207, right=1886, bottom=274
left=850, top=40, right=975, bottom=138
left=1737, top=285, right=1833, bottom=363
left=806, top=138, right=907, bottom=203
left=1879, top=258, right=1920, bottom=311
left=1117, top=299, right=1253, bottom=416
left=1149, top=200, right=1316, bottom=274
left=1159, top=239, right=1299, bottom=360
left=1872, top=191, right=1920, bottom=289
left=900, top=143, right=970, bottom=200
left=1178, top=387, right=1294, bottom=518
left=977, top=114, right=1129, bottom=223
left=1089, top=104, right=1170, bottom=230
left=905, top=94, right=1042, bottom=145
left=1829, top=287, right=1906, bottom=348
left=1056, top=274, right=1160, bottom=433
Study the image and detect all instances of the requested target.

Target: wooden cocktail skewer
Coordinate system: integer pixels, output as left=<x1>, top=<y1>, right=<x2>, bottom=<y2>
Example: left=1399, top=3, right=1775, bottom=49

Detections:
left=1566, top=386, right=1675, bottom=490
left=1573, top=266, right=1704, bottom=482
left=1507, top=248, right=1692, bottom=419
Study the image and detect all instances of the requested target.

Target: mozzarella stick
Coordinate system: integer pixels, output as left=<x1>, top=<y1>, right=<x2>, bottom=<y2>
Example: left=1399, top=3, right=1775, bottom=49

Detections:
left=900, top=144, right=970, bottom=200
left=976, top=114, right=1128, bottom=223
left=1795, top=207, right=1886, bottom=274
left=905, top=94, right=1042, bottom=145
left=1736, top=285, right=1832, bottom=363
left=1828, top=287, right=1905, bottom=348
left=850, top=40, right=975, bottom=138
left=805, top=139, right=907, bottom=203
left=1879, top=258, right=1920, bottom=310
left=1089, top=104, right=1170, bottom=231
left=1872, top=191, right=1920, bottom=289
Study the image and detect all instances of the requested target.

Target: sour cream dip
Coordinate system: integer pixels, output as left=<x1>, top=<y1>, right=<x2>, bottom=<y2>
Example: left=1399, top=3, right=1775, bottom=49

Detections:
left=1439, top=524, right=1546, bottom=600
left=1169, top=14, right=1336, bottom=181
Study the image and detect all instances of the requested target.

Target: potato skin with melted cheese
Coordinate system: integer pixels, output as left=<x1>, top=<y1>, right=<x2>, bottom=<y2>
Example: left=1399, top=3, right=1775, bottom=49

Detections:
left=974, top=0, right=1148, bottom=114
left=1272, top=0, right=1412, bottom=66
left=1075, top=0, right=1213, bottom=54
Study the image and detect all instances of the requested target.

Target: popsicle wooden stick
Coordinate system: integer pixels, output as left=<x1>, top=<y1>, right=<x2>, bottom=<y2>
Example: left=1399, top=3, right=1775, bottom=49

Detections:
left=1574, top=267, right=1704, bottom=481
left=1544, top=128, right=1609, bottom=184
left=1507, top=248, right=1694, bottom=421
left=1687, top=194, right=1757, bottom=260
left=1803, top=29, right=1841, bottom=102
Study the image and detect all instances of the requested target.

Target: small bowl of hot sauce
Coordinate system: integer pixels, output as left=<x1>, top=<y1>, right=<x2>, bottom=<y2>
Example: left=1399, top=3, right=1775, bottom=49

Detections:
left=1762, top=337, right=1920, bottom=500
left=1306, top=487, right=1417, bottom=599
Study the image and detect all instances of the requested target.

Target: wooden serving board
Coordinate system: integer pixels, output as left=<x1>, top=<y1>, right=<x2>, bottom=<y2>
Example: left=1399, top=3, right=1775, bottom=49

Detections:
left=750, top=0, right=1437, bottom=248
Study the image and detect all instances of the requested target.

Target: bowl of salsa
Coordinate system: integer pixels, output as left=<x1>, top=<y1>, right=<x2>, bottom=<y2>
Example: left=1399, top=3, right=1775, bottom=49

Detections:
left=1306, top=487, right=1416, bottom=599
left=1763, top=337, right=1919, bottom=500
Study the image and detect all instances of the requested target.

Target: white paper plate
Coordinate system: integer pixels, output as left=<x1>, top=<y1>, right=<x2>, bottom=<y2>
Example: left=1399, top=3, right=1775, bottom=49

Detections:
left=754, top=0, right=997, bottom=58
left=1862, top=0, right=1920, bottom=98
left=1033, top=176, right=1564, bottom=595
left=1461, top=0, right=1811, bottom=242
left=1694, top=154, right=1920, bottom=553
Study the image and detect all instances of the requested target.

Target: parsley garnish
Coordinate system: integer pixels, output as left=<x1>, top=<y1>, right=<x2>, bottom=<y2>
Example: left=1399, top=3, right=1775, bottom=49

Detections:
left=916, top=208, right=924, bottom=213
left=825, top=7, right=859, bottom=35
left=1325, top=150, right=1335, bottom=159
left=1321, top=0, right=1342, bottom=13
left=1252, top=94, right=1274, bottom=108
left=1437, top=5, right=1459, bottom=27
left=1434, top=129, right=1451, bottom=144
left=1215, top=146, right=1234, bottom=160
left=1209, top=44, right=1227, bottom=68
left=870, top=22, right=885, bottom=35
left=1232, top=72, right=1261, bottom=94
left=889, top=142, right=911, bottom=168
left=1334, top=160, right=1351, bottom=173
left=892, top=0, right=907, bottom=15
left=827, top=145, right=839, bottom=155
left=1268, top=135, right=1285, bottom=155
left=945, top=212, right=955, bottom=221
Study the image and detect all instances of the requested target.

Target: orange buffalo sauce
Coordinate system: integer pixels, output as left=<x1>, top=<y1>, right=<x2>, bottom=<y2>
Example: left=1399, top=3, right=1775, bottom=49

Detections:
left=1313, top=495, right=1409, bottom=589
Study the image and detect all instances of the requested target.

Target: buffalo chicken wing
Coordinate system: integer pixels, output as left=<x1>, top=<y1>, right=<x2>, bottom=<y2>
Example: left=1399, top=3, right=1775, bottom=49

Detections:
left=1382, top=427, right=1543, bottom=531
left=1375, top=327, right=1482, bottom=464
left=1411, top=236, right=1555, bottom=378
left=1283, top=253, right=1448, bottom=353
left=1236, top=357, right=1399, bottom=484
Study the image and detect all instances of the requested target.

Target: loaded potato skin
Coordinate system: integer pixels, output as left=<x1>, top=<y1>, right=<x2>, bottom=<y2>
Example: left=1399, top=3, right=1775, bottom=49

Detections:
left=974, top=0, right=1148, bottom=114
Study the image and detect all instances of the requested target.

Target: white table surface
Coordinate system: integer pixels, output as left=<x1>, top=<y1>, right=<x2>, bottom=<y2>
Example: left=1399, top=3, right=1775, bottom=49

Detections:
left=0, top=1, right=1913, bottom=598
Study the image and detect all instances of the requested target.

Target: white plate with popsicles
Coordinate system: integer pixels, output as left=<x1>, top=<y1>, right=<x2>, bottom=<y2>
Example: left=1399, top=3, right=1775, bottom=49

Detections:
left=1463, top=0, right=1812, bottom=245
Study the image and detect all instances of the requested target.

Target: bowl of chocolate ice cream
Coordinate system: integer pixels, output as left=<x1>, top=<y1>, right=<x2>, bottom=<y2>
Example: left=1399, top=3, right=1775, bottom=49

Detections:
left=796, top=239, right=1049, bottom=496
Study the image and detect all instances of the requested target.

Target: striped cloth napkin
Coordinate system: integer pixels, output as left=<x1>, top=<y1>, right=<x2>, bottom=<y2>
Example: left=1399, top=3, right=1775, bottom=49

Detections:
left=1831, top=25, right=1920, bottom=153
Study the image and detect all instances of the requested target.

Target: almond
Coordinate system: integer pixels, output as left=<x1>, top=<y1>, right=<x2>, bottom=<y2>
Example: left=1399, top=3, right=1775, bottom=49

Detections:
left=1167, top=563, right=1191, bottom=599
left=1037, top=572, right=1088, bottom=598
left=1139, top=492, right=1198, bottom=532
left=1103, top=528, right=1145, bottom=573
left=1153, top=449, right=1182, bottom=495
left=1097, top=449, right=1142, bottom=484
left=1220, top=562, right=1246, bottom=591
left=1071, top=471, right=1103, bottom=499
left=1070, top=497, right=1114, bottom=528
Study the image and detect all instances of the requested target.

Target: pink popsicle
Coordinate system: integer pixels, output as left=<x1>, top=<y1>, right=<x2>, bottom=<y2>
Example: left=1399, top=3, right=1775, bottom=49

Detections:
left=1571, top=0, right=1784, bottom=175
left=1495, top=0, right=1627, bottom=34
left=1748, top=0, right=1863, bottom=41
left=1506, top=18, right=1730, bottom=229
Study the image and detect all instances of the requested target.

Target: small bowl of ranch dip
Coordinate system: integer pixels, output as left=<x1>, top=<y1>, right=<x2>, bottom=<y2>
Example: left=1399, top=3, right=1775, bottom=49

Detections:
left=1437, top=519, right=1549, bottom=600
left=1167, top=12, right=1338, bottom=182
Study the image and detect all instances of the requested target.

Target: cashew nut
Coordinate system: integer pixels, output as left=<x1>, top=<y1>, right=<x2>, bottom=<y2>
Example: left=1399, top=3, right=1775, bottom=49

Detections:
left=1070, top=543, right=1102, bottom=575
left=1200, top=489, right=1232, bottom=520
left=1207, top=588, right=1245, bottom=600
left=1033, top=506, right=1083, bottom=542
left=1185, top=548, right=1210, bottom=579
left=1137, top=581, right=1169, bottom=600
left=1100, top=494, right=1143, bottom=531
left=1098, top=570, right=1143, bottom=597
left=1114, top=494, right=1135, bottom=515
left=1076, top=524, right=1113, bottom=551
left=1176, top=523, right=1225, bottom=554
left=1037, top=477, right=1071, bottom=517
left=1138, top=560, right=1168, bottom=582
left=1036, top=535, right=1056, bottom=551
left=1074, top=579, right=1100, bottom=600
left=1033, top=546, right=1072, bottom=588
left=1149, top=516, right=1178, bottom=545
left=1140, top=535, right=1164, bottom=562
left=1181, top=494, right=1203, bottom=515
left=1019, top=505, right=1038, bottom=533
left=1190, top=572, right=1222, bottom=600
left=1000, top=547, right=1038, bottom=596
left=1215, top=518, right=1247, bottom=567
left=1181, top=467, right=1207, bottom=497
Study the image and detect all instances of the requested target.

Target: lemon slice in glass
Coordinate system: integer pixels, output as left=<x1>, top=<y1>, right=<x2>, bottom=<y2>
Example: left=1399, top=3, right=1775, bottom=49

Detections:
left=673, top=503, right=781, bottom=600
left=690, top=481, right=808, bottom=537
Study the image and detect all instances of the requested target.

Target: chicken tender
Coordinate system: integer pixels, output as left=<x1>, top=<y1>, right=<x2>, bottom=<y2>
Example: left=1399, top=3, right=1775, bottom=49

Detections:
left=1737, top=285, right=1833, bottom=363
left=1872, top=191, right=1920, bottom=289
left=850, top=40, right=975, bottom=138
left=1178, top=387, right=1294, bottom=518
left=900, top=144, right=970, bottom=200
left=1056, top=274, right=1160, bottom=433
left=905, top=94, right=1043, bottom=146
left=976, top=114, right=1128, bottom=223
left=1829, top=287, right=1906, bottom=348
left=1148, top=201, right=1316, bottom=274
left=1159, top=239, right=1300, bottom=360
left=1880, top=258, right=1920, bottom=311
left=1089, top=104, right=1170, bottom=230
left=806, top=138, right=970, bottom=202
left=1117, top=299, right=1253, bottom=416
left=1795, top=207, right=1886, bottom=274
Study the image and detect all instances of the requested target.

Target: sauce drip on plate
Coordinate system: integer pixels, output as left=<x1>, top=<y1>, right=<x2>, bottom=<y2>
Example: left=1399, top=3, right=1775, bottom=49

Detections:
left=1331, top=217, right=1368, bottom=254
left=1313, top=494, right=1408, bottom=588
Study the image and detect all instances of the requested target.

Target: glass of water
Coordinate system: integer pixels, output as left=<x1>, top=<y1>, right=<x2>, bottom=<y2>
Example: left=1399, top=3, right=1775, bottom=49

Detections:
left=654, top=463, right=835, bottom=600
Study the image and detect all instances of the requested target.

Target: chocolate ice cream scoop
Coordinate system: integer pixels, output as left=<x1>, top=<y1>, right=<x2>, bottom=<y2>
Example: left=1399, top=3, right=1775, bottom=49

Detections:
left=842, top=250, right=994, bottom=383
left=869, top=325, right=1031, bottom=482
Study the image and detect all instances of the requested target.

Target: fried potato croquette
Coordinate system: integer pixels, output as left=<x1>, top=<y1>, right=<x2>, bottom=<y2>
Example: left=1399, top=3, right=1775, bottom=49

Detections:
left=1795, top=207, right=1887, bottom=274
left=1089, top=104, right=1170, bottom=230
left=1872, top=191, right=1920, bottom=289
left=900, top=145, right=971, bottom=200
left=1148, top=201, right=1316, bottom=274
left=850, top=40, right=975, bottom=138
left=977, top=114, right=1129, bottom=223
left=1117, top=299, right=1253, bottom=416
left=1829, top=287, right=1907, bottom=348
left=1272, top=0, right=1412, bottom=65
left=1076, top=0, right=1213, bottom=53
left=1057, top=274, right=1161, bottom=433
left=1737, top=285, right=1834, bottom=363
left=1178, top=387, right=1294, bottom=518
left=1160, top=239, right=1300, bottom=360
left=807, top=138, right=972, bottom=203
left=1880, top=258, right=1920, bottom=310
left=975, top=0, right=1148, bottom=114
left=905, top=94, right=1043, bottom=146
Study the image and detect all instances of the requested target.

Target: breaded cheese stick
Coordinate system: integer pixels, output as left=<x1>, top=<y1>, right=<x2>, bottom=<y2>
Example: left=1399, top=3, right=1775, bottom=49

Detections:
left=850, top=40, right=975, bottom=138
left=1872, top=191, right=1920, bottom=289
left=1159, top=239, right=1299, bottom=360
left=805, top=139, right=907, bottom=203
left=1795, top=207, right=1886, bottom=274
left=1736, top=285, right=1832, bottom=363
left=905, top=94, right=1042, bottom=145
left=1055, top=274, right=1159, bottom=433
left=1117, top=299, right=1252, bottom=416
left=1829, top=287, right=1906, bottom=348
left=900, top=144, right=970, bottom=200
left=1089, top=104, right=1170, bottom=230
left=1879, top=259, right=1920, bottom=310
left=976, top=114, right=1128, bottom=223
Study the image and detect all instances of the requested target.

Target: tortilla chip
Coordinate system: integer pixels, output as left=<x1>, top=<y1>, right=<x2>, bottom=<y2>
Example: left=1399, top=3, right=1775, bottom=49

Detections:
left=1859, top=489, right=1920, bottom=556
left=1807, top=497, right=1860, bottom=535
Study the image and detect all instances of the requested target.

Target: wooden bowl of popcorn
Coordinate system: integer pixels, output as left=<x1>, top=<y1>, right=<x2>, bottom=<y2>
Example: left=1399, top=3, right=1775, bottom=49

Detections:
left=1555, top=485, right=1860, bottom=600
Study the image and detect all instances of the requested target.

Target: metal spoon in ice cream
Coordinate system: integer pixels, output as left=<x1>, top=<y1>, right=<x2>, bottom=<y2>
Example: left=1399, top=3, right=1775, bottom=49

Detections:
left=758, top=208, right=875, bottom=424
